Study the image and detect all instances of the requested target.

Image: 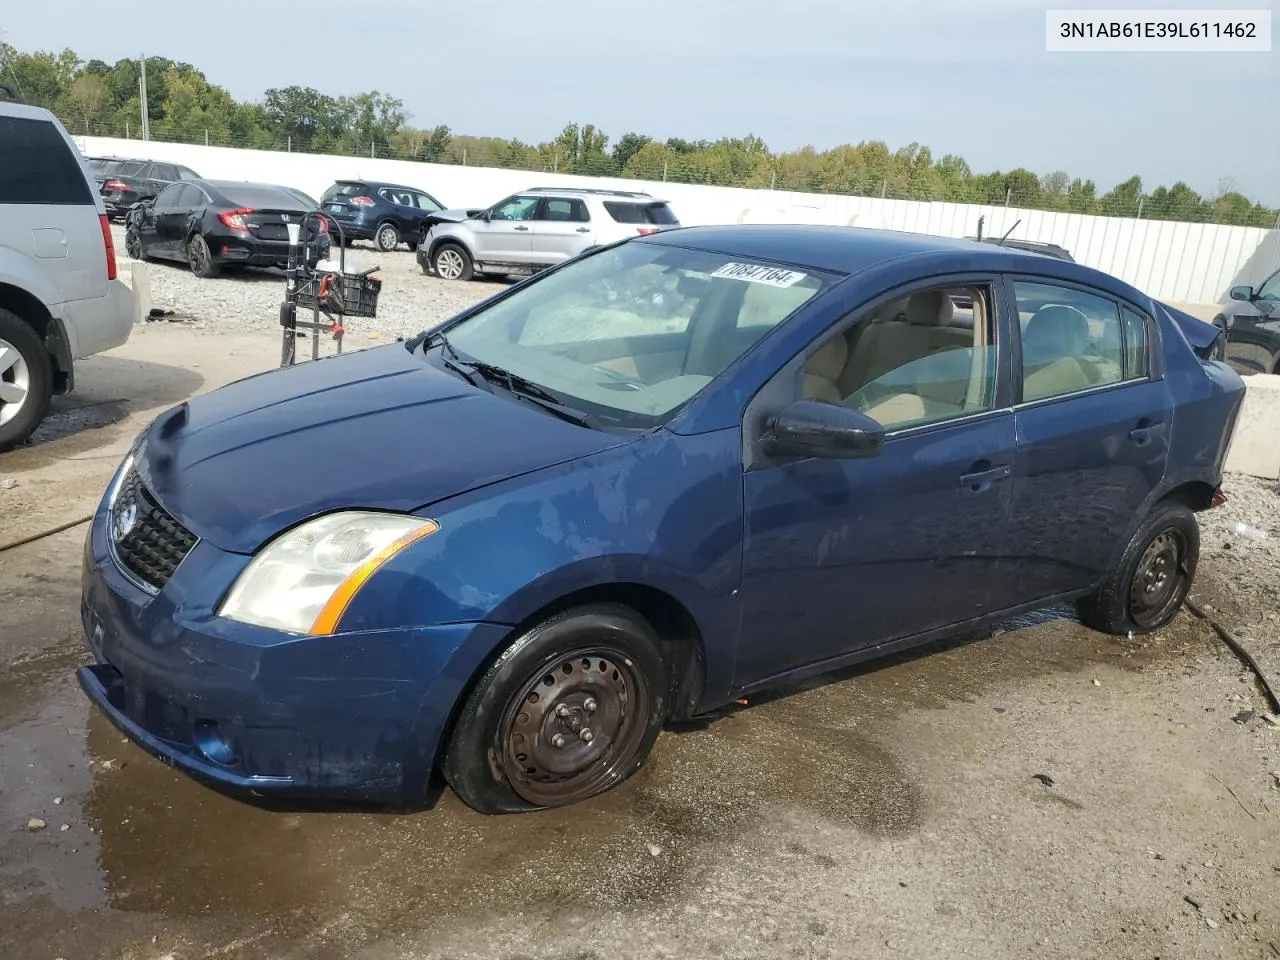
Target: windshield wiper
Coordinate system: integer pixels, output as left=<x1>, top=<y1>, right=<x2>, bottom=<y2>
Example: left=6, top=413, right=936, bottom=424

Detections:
left=462, top=360, right=594, bottom=427
left=416, top=329, right=488, bottom=389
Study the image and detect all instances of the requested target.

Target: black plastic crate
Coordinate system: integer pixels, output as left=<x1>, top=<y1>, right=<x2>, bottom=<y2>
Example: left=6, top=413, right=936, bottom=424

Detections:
left=298, top=271, right=381, bottom=318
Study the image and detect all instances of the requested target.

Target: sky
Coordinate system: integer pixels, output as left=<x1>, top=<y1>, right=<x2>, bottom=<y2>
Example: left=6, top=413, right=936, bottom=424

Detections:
left=3, top=0, right=1277, bottom=204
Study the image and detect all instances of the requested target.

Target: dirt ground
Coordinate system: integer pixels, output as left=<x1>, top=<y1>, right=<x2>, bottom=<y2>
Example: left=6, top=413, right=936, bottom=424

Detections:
left=2, top=322, right=1279, bottom=960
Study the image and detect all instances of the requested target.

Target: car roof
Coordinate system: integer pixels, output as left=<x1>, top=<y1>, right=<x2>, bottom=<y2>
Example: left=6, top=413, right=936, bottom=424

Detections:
left=524, top=186, right=661, bottom=201
left=644, top=224, right=1147, bottom=302
left=338, top=179, right=423, bottom=191
left=0, top=99, right=59, bottom=122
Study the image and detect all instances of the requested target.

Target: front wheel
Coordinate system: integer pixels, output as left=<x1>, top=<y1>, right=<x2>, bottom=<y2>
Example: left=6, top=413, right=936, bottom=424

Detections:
left=444, top=604, right=669, bottom=814
left=187, top=234, right=220, bottom=278
left=432, top=242, right=473, bottom=281
left=1077, top=500, right=1199, bottom=635
left=374, top=222, right=399, bottom=252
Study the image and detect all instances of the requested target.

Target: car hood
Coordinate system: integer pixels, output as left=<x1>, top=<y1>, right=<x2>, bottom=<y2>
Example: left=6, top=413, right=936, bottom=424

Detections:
left=138, top=345, right=633, bottom=554
left=425, top=208, right=484, bottom=226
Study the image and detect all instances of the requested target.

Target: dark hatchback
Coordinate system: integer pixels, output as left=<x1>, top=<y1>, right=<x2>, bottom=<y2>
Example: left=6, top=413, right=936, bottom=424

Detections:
left=88, top=156, right=202, bottom=220
left=1217, top=267, right=1280, bottom=375
left=320, top=179, right=445, bottom=252
left=125, top=179, right=330, bottom=278
left=78, top=226, right=1244, bottom=815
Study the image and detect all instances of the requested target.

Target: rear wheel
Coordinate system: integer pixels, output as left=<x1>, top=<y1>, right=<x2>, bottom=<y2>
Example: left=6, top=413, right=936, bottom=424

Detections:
left=186, top=234, right=220, bottom=278
left=1077, top=500, right=1199, bottom=635
left=444, top=604, right=668, bottom=814
left=124, top=224, right=142, bottom=260
left=432, top=242, right=473, bottom=281
left=374, top=222, right=399, bottom=252
left=0, top=307, right=53, bottom=452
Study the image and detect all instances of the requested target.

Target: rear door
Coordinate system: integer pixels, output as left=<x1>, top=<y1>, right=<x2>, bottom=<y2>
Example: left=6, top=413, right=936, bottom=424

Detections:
left=0, top=109, right=106, bottom=306
left=529, top=197, right=592, bottom=264
left=994, top=277, right=1172, bottom=610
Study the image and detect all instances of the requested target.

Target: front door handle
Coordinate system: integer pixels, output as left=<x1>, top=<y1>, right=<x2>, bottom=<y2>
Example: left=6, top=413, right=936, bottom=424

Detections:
left=958, top=463, right=1010, bottom=493
left=576, top=227, right=590, bottom=233
left=514, top=225, right=529, bottom=231
left=1128, top=420, right=1166, bottom=445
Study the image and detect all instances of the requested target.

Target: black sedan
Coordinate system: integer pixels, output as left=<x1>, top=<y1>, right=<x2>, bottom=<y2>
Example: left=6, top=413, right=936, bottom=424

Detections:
left=125, top=180, right=330, bottom=278
left=88, top=156, right=202, bottom=220
left=1218, top=268, right=1280, bottom=375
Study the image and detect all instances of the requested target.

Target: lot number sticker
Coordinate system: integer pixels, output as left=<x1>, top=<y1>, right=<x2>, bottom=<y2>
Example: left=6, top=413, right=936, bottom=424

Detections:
left=710, top=262, right=808, bottom=287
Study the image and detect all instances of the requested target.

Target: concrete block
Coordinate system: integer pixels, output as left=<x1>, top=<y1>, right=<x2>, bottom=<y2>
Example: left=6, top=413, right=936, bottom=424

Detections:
left=1224, top=374, right=1280, bottom=480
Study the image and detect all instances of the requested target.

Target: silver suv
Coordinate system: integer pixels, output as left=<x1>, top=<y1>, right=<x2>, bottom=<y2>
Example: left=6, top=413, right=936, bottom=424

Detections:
left=0, top=100, right=134, bottom=450
left=417, top=187, right=680, bottom=281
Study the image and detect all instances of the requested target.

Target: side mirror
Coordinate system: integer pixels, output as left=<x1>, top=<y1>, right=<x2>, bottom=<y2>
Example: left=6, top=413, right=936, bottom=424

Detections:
left=1229, top=285, right=1255, bottom=302
left=761, top=399, right=886, bottom=461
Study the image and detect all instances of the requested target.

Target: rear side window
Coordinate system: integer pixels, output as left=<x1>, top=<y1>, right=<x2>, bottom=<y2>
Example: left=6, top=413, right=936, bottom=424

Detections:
left=542, top=198, right=590, bottom=222
left=0, top=116, right=93, bottom=205
left=603, top=201, right=678, bottom=225
left=1121, top=307, right=1150, bottom=380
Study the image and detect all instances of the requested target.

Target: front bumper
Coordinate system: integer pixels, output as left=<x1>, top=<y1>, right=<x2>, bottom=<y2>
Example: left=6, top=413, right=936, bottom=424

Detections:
left=79, top=503, right=510, bottom=804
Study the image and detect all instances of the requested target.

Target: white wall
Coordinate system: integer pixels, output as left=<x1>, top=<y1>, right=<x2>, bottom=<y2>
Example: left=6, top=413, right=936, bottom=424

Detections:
left=79, top=136, right=1277, bottom=307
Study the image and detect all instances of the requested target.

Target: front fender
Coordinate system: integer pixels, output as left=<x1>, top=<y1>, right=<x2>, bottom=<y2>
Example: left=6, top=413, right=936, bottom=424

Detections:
left=337, top=427, right=747, bottom=701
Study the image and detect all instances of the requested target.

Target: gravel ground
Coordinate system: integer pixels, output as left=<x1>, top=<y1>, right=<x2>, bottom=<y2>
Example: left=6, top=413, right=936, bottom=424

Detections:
left=114, top=223, right=507, bottom=340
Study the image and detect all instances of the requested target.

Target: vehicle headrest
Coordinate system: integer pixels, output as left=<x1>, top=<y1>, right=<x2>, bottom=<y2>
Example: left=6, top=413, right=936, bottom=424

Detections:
left=1024, top=306, right=1090, bottom=360
left=905, top=290, right=955, bottom=326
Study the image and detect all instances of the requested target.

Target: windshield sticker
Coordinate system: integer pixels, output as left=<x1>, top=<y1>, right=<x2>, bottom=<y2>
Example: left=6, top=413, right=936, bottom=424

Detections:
left=710, top=263, right=807, bottom=287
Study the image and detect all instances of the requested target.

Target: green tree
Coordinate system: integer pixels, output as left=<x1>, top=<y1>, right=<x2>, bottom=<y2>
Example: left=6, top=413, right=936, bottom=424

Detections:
left=612, top=132, right=651, bottom=171
left=57, top=72, right=111, bottom=134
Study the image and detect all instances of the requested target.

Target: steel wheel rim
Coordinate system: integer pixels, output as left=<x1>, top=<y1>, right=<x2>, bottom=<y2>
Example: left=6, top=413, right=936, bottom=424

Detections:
left=1130, top=529, right=1188, bottom=628
left=189, top=237, right=209, bottom=274
left=378, top=226, right=397, bottom=250
left=0, top=339, right=31, bottom=426
left=499, top=647, right=649, bottom=807
left=436, top=248, right=463, bottom=279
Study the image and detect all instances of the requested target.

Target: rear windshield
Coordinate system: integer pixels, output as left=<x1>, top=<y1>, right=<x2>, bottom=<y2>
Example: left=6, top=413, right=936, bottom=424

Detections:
left=217, top=184, right=306, bottom=209
left=326, top=182, right=368, bottom=198
left=92, top=159, right=147, bottom=177
left=0, top=116, right=93, bottom=205
left=603, top=201, right=679, bottom=225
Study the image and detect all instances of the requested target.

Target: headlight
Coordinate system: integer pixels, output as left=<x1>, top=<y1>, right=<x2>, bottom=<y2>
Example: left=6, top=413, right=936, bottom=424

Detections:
left=218, top=512, right=439, bottom=635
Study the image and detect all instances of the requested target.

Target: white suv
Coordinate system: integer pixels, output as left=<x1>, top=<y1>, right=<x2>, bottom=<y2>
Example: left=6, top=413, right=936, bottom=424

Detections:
left=0, top=98, right=133, bottom=450
left=417, top=187, right=681, bottom=281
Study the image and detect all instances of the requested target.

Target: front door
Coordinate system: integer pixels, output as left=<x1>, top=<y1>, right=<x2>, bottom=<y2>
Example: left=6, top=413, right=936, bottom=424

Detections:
left=156, top=184, right=199, bottom=257
left=472, top=194, right=538, bottom=264
left=735, top=279, right=1016, bottom=688
left=993, top=278, right=1173, bottom=609
left=1225, top=269, right=1280, bottom=375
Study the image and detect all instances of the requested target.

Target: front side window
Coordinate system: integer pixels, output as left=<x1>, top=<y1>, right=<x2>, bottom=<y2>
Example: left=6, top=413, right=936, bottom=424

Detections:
left=799, top=285, right=998, bottom=431
left=1014, top=281, right=1137, bottom=402
left=413, top=192, right=443, bottom=212
left=152, top=183, right=183, bottom=209
left=1257, top=271, right=1280, bottom=302
left=177, top=166, right=201, bottom=181
left=489, top=195, right=541, bottom=221
left=440, top=243, right=833, bottom=427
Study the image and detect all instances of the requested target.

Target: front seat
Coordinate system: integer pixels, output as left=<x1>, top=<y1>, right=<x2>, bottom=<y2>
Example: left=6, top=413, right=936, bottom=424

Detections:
left=840, top=290, right=954, bottom=395
left=1021, top=306, right=1092, bottom=401
left=802, top=335, right=849, bottom=403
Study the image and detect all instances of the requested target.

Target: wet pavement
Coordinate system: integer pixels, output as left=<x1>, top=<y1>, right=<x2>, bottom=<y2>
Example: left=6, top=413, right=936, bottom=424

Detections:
left=3, top=329, right=1279, bottom=960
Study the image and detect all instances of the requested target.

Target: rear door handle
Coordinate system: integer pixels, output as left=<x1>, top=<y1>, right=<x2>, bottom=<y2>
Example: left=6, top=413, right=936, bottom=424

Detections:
left=1128, top=421, right=1166, bottom=445
left=514, top=225, right=529, bottom=231
left=576, top=227, right=591, bottom=233
left=958, top=463, right=1010, bottom=492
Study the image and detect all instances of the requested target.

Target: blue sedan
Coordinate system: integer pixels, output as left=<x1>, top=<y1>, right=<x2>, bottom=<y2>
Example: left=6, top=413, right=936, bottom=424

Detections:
left=78, top=226, right=1245, bottom=814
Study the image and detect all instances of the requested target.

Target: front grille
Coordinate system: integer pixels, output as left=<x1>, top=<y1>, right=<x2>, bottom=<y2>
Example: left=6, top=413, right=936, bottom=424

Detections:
left=109, top=465, right=197, bottom=592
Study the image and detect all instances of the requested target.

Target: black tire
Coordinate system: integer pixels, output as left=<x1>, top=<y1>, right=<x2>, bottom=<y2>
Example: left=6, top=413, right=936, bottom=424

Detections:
left=0, top=307, right=54, bottom=452
left=1077, top=500, right=1199, bottom=635
left=374, top=222, right=399, bottom=252
left=406, top=240, right=419, bottom=252
left=124, top=225, right=142, bottom=261
left=186, top=234, right=220, bottom=278
left=444, top=603, right=669, bottom=814
left=431, top=242, right=474, bottom=282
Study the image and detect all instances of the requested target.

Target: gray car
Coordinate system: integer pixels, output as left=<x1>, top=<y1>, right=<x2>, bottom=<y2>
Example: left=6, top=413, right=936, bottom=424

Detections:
left=417, top=187, right=680, bottom=281
left=1216, top=268, right=1280, bottom=375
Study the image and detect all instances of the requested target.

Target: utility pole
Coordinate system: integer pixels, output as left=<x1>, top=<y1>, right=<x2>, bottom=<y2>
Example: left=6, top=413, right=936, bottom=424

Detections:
left=138, top=54, right=150, bottom=141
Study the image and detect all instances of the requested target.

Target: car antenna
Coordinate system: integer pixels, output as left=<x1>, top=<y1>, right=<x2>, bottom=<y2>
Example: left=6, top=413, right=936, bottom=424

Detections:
left=996, top=219, right=1022, bottom=246
left=975, top=215, right=984, bottom=241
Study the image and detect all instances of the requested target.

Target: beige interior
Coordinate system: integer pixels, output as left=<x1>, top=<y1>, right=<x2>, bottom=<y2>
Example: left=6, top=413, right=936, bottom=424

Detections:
left=1021, top=304, right=1121, bottom=401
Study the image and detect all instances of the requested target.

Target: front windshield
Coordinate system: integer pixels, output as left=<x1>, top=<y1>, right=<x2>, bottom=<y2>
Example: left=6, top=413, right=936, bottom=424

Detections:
left=442, top=241, right=833, bottom=428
